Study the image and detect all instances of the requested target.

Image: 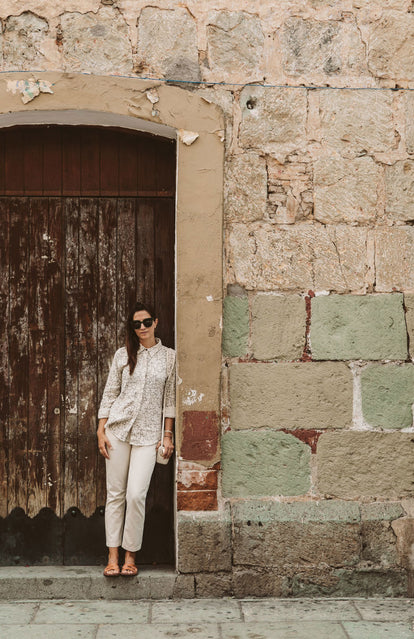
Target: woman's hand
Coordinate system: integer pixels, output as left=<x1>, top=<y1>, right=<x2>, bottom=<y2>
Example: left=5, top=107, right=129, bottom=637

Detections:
left=97, top=423, right=112, bottom=459
left=156, top=435, right=174, bottom=459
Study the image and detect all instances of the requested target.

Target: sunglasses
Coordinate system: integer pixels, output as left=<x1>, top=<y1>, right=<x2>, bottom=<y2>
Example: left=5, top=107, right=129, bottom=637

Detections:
left=131, top=318, right=154, bottom=329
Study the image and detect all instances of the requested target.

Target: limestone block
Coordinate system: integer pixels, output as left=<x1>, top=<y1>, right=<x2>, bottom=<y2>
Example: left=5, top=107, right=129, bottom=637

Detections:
left=368, top=13, right=414, bottom=81
left=385, top=160, right=414, bottom=222
left=361, top=364, right=414, bottom=429
left=375, top=228, right=414, bottom=291
left=405, top=93, right=414, bottom=155
left=317, top=432, right=414, bottom=499
left=222, top=430, right=310, bottom=497
left=206, top=11, right=264, bottom=82
left=232, top=568, right=288, bottom=597
left=281, top=17, right=365, bottom=78
left=232, top=501, right=361, bottom=568
left=310, top=294, right=407, bottom=360
left=361, top=503, right=404, bottom=567
left=239, top=87, right=307, bottom=157
left=319, top=90, right=396, bottom=156
left=291, top=567, right=408, bottom=597
left=314, top=155, right=381, bottom=224
left=229, top=362, right=353, bottom=430
left=222, top=295, right=249, bottom=357
left=227, top=223, right=369, bottom=292
left=61, top=7, right=132, bottom=74
left=137, top=7, right=199, bottom=82
left=404, top=294, right=414, bottom=358
left=251, top=294, right=306, bottom=360
left=3, top=12, right=48, bottom=70
left=177, top=509, right=231, bottom=573
left=224, top=153, right=267, bottom=223
left=195, top=573, right=233, bottom=598
left=267, top=158, right=313, bottom=224
left=391, top=517, right=414, bottom=570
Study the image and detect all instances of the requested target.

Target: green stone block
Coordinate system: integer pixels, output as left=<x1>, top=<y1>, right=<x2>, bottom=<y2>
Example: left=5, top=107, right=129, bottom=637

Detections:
left=360, top=502, right=405, bottom=522
left=310, top=294, right=407, bottom=360
left=222, top=430, right=310, bottom=497
left=232, top=500, right=360, bottom=524
left=361, top=364, right=414, bottom=429
left=222, top=296, right=249, bottom=357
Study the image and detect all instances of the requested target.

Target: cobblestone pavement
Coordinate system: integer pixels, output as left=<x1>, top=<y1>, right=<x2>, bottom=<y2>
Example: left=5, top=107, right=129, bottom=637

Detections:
left=1, top=598, right=413, bottom=638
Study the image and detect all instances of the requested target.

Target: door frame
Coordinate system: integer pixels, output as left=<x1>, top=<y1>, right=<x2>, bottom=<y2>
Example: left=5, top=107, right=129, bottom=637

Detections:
left=0, top=72, right=225, bottom=571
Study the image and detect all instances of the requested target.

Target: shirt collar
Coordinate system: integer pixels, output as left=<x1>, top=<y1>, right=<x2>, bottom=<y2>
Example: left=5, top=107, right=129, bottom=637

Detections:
left=138, top=337, right=162, bottom=357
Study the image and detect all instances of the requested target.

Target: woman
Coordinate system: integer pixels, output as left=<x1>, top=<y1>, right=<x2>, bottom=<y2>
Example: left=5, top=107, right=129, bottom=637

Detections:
left=97, top=301, right=176, bottom=577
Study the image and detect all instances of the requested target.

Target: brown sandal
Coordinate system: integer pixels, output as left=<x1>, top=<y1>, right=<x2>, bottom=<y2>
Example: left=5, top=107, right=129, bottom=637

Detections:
left=103, top=562, right=120, bottom=577
left=121, top=563, right=138, bottom=577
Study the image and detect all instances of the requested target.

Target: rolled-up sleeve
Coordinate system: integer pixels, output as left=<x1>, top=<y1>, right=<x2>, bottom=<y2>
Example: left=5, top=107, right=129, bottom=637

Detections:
left=98, top=350, right=123, bottom=419
left=164, top=357, right=176, bottom=419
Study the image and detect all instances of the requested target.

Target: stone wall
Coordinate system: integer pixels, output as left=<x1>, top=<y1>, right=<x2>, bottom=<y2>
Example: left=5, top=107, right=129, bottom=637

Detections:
left=1, top=0, right=414, bottom=596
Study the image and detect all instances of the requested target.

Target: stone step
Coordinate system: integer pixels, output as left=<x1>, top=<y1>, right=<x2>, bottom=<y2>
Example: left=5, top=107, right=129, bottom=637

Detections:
left=0, top=566, right=195, bottom=600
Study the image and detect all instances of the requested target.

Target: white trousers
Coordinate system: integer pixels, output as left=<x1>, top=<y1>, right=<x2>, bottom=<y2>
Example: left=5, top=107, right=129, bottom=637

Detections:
left=105, top=428, right=157, bottom=552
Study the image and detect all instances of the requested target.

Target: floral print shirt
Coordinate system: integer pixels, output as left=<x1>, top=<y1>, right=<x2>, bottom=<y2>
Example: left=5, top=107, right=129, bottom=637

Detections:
left=98, top=339, right=176, bottom=446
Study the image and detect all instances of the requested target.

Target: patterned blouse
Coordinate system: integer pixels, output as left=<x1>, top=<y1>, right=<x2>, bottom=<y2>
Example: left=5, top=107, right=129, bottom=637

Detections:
left=98, top=339, right=176, bottom=446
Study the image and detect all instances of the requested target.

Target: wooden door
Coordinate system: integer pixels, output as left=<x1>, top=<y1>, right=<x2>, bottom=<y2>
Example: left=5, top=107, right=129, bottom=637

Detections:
left=0, top=126, right=176, bottom=565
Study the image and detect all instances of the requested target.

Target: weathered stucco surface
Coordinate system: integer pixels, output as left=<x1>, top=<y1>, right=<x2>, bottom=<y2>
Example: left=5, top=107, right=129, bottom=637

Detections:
left=2, top=0, right=414, bottom=596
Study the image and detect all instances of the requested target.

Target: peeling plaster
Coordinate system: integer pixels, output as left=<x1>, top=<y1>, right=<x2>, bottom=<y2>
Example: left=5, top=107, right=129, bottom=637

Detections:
left=6, top=78, right=53, bottom=103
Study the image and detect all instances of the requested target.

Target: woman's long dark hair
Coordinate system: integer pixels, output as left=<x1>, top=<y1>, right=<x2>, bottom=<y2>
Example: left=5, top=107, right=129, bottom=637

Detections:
left=126, top=301, right=156, bottom=374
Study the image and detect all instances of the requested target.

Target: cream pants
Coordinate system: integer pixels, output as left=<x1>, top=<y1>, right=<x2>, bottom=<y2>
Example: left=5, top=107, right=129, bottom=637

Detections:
left=105, top=428, right=157, bottom=552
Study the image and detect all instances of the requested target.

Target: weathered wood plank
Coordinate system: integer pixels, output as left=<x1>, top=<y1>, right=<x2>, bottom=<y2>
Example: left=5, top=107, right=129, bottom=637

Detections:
left=0, top=199, right=9, bottom=515
left=27, top=198, right=49, bottom=516
left=96, top=198, right=117, bottom=507
left=100, top=131, right=119, bottom=196
left=136, top=199, right=155, bottom=311
left=8, top=198, right=29, bottom=511
left=116, top=198, right=136, bottom=346
left=78, top=198, right=98, bottom=516
left=154, top=198, right=175, bottom=348
left=80, top=129, right=100, bottom=196
left=63, top=197, right=79, bottom=513
left=47, top=198, right=64, bottom=514
left=62, top=129, right=81, bottom=196
left=0, top=132, right=6, bottom=195
left=119, top=134, right=138, bottom=196
left=42, top=127, right=62, bottom=196
left=24, top=130, right=43, bottom=196
left=4, top=130, right=24, bottom=195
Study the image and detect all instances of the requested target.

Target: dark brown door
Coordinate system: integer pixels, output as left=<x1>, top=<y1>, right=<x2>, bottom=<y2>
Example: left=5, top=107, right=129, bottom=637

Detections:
left=0, top=126, right=176, bottom=565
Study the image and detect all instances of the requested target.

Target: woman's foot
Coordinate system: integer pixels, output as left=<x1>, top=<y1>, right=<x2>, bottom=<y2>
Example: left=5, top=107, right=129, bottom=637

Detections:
left=121, top=550, right=137, bottom=576
left=103, top=562, right=120, bottom=577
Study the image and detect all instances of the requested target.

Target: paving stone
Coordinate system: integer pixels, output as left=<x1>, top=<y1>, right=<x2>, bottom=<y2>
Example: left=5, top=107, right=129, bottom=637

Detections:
left=4, top=626, right=96, bottom=639
left=314, top=155, right=381, bottom=224
left=97, top=624, right=220, bottom=639
left=0, top=602, right=37, bottom=624
left=251, top=294, right=306, bottom=360
left=206, top=11, right=264, bottom=82
left=218, top=622, right=348, bottom=639
left=241, top=598, right=360, bottom=621
left=151, top=599, right=241, bottom=623
left=343, top=621, right=414, bottom=639
left=310, top=294, right=407, bottom=361
left=34, top=600, right=149, bottom=624
left=222, top=295, right=249, bottom=357
left=319, top=90, right=395, bottom=156
left=361, top=364, right=414, bottom=429
left=230, top=362, right=353, bottom=430
left=222, top=430, right=311, bottom=497
left=385, top=160, right=414, bottom=222
left=317, top=432, right=414, bottom=499
left=354, top=598, right=414, bottom=621
left=227, top=222, right=369, bottom=292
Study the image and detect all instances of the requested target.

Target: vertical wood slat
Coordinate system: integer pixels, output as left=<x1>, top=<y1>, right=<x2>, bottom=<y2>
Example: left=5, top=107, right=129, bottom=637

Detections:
left=27, top=198, right=49, bottom=516
left=116, top=199, right=136, bottom=347
left=8, top=198, right=29, bottom=511
left=42, top=127, right=62, bottom=196
left=154, top=199, right=175, bottom=349
left=24, top=130, right=44, bottom=196
left=96, top=199, right=117, bottom=507
left=0, top=131, right=6, bottom=195
left=63, top=197, right=79, bottom=513
left=77, top=198, right=98, bottom=516
left=119, top=134, right=138, bottom=196
left=136, top=200, right=155, bottom=311
left=100, top=130, right=119, bottom=196
left=0, top=200, right=9, bottom=515
left=4, top=130, right=25, bottom=195
left=47, top=198, right=64, bottom=515
left=62, top=129, right=81, bottom=196
left=80, top=129, right=100, bottom=196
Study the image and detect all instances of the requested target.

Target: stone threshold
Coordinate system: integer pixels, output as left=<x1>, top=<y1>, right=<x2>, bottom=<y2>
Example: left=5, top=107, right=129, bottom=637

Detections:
left=0, top=566, right=195, bottom=600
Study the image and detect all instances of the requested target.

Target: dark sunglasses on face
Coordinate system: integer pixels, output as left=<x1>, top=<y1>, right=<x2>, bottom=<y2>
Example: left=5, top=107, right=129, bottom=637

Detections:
left=132, top=318, right=154, bottom=329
